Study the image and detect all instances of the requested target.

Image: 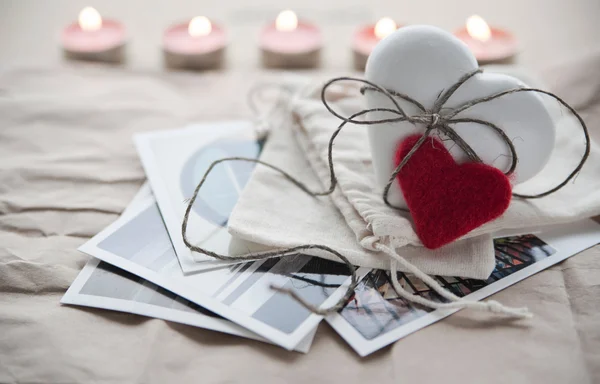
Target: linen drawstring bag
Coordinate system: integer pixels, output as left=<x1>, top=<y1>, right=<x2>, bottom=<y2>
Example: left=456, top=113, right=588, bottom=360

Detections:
left=221, top=71, right=598, bottom=316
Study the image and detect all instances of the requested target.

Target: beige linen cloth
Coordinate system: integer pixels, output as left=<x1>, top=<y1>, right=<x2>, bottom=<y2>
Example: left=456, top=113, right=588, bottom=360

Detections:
left=1, top=52, right=600, bottom=383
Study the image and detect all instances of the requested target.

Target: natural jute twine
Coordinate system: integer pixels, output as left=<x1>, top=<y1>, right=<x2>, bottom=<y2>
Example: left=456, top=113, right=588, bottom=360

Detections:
left=181, top=69, right=590, bottom=318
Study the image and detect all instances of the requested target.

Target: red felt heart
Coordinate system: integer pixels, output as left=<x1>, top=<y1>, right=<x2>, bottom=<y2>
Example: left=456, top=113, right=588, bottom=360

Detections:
left=395, top=134, right=512, bottom=249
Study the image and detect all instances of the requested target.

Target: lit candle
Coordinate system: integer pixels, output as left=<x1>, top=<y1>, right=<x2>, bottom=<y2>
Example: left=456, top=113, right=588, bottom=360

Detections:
left=365, top=25, right=553, bottom=208
left=352, top=17, right=399, bottom=71
left=259, top=10, right=322, bottom=68
left=454, top=15, right=518, bottom=64
left=163, top=16, right=227, bottom=70
left=61, top=7, right=126, bottom=63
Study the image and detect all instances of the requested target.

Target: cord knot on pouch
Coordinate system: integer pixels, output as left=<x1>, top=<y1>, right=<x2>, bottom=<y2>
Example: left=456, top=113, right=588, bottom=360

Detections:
left=483, top=300, right=533, bottom=318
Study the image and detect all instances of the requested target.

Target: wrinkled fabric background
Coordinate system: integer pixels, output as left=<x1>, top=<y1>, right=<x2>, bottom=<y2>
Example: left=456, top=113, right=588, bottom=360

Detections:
left=1, top=51, right=600, bottom=383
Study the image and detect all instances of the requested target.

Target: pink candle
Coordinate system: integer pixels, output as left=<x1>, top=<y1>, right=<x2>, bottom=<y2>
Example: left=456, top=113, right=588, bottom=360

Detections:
left=259, top=10, right=322, bottom=68
left=454, top=15, right=518, bottom=64
left=61, top=7, right=126, bottom=63
left=352, top=17, right=399, bottom=70
left=163, top=16, right=227, bottom=70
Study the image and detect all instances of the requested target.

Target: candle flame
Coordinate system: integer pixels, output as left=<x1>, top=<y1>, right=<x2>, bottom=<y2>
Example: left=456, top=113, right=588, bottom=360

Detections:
left=466, top=15, right=491, bottom=42
left=275, top=10, right=298, bottom=32
left=78, top=6, right=102, bottom=32
left=374, top=17, right=397, bottom=40
left=188, top=16, right=212, bottom=37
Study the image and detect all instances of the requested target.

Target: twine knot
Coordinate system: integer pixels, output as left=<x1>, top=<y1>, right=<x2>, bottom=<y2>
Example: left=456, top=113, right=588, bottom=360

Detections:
left=420, top=112, right=442, bottom=127
left=484, top=300, right=533, bottom=318
left=408, top=112, right=444, bottom=127
left=429, top=113, right=441, bottom=127
left=486, top=300, right=506, bottom=313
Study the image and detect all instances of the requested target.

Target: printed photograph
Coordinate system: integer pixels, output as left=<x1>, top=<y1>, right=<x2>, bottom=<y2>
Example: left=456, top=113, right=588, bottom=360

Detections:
left=87, top=198, right=351, bottom=343
left=78, top=260, right=219, bottom=318
left=339, top=234, right=556, bottom=340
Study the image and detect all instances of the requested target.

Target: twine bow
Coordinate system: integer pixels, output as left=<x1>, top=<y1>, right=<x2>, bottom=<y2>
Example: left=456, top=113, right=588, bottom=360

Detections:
left=321, top=69, right=590, bottom=209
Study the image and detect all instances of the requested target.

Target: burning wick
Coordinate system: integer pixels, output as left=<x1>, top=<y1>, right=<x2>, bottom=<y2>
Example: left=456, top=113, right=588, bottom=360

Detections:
left=374, top=17, right=397, bottom=40
left=466, top=15, right=491, bottom=43
left=275, top=10, right=298, bottom=32
left=188, top=16, right=212, bottom=38
left=78, top=6, right=102, bottom=32
left=455, top=14, right=518, bottom=63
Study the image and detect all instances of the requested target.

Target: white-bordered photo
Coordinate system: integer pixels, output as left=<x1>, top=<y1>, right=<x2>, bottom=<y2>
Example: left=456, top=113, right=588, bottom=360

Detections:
left=64, top=182, right=314, bottom=352
left=61, top=257, right=315, bottom=353
left=78, top=197, right=364, bottom=351
left=326, top=219, right=600, bottom=356
left=134, top=121, right=263, bottom=274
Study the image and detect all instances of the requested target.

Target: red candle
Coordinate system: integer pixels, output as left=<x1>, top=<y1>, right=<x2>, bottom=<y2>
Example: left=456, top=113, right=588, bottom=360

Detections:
left=61, top=7, right=126, bottom=63
left=163, top=16, right=227, bottom=70
left=259, top=10, right=322, bottom=68
left=352, top=17, right=399, bottom=71
left=454, top=15, right=518, bottom=64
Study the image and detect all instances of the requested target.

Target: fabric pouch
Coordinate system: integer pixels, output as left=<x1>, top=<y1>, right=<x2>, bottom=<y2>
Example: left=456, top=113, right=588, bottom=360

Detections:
left=228, top=100, right=495, bottom=279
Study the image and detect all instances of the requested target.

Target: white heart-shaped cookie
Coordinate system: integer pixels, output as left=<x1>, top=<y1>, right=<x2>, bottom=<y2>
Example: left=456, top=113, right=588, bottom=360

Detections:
left=365, top=25, right=555, bottom=208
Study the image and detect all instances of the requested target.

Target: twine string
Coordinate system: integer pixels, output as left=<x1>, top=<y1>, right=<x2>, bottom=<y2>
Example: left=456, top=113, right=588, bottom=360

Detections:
left=181, top=69, right=589, bottom=318
left=347, top=70, right=590, bottom=202
left=181, top=156, right=358, bottom=316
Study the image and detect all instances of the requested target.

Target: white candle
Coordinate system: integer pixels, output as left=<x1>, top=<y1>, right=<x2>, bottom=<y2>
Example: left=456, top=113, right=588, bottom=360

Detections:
left=455, top=15, right=518, bottom=64
left=352, top=17, right=399, bottom=71
left=364, top=25, right=554, bottom=208
left=61, top=7, right=126, bottom=63
left=163, top=16, right=227, bottom=70
left=259, top=10, right=322, bottom=68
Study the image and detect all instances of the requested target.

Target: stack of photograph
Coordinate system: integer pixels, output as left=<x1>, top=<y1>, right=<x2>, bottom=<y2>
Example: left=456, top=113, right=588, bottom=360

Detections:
left=62, top=120, right=600, bottom=356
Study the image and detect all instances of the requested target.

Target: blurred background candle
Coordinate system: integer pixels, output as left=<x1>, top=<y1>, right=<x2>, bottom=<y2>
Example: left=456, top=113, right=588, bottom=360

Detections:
left=352, top=17, right=399, bottom=71
left=259, top=10, right=322, bottom=68
left=163, top=16, right=227, bottom=70
left=455, top=15, right=518, bottom=64
left=61, top=7, right=126, bottom=63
